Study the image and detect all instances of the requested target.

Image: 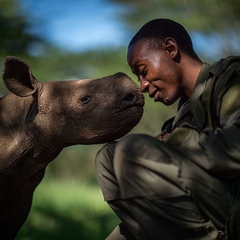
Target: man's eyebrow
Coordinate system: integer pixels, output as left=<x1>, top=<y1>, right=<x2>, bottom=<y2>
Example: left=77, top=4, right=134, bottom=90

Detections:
left=132, top=62, right=145, bottom=71
left=131, top=64, right=139, bottom=74
left=131, top=64, right=145, bottom=81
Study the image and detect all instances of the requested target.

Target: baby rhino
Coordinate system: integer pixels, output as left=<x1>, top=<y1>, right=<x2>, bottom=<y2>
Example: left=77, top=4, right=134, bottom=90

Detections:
left=0, top=56, right=144, bottom=239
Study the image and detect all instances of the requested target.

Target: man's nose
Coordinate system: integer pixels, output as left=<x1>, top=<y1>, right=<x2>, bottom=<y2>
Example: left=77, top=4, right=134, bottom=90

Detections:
left=140, top=79, right=150, bottom=92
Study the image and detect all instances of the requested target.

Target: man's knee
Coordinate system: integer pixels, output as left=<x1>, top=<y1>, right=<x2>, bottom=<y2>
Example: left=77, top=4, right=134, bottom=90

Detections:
left=95, top=141, right=117, bottom=172
left=113, top=134, right=148, bottom=181
left=113, top=133, right=172, bottom=175
left=95, top=141, right=122, bottom=201
left=95, top=142, right=117, bottom=184
left=113, top=134, right=185, bottom=199
left=114, top=134, right=154, bottom=163
left=95, top=135, right=145, bottom=189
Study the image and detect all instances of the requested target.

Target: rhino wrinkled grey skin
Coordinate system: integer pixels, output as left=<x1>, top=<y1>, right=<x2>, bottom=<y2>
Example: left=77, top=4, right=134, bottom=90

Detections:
left=0, top=56, right=144, bottom=239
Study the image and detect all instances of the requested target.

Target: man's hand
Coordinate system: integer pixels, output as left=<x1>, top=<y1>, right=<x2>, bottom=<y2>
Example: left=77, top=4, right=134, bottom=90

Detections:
left=155, top=131, right=171, bottom=142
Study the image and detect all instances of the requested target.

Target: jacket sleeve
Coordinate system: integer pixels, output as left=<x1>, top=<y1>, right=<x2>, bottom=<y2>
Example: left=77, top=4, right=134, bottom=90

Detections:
left=167, top=66, right=240, bottom=178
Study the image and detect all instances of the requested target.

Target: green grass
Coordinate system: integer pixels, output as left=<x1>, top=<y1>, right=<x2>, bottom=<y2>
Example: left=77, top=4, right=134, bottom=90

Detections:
left=16, top=179, right=119, bottom=240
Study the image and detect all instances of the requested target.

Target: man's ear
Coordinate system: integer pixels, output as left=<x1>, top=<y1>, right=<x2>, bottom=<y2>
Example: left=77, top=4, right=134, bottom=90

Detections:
left=163, top=37, right=179, bottom=59
left=2, top=56, right=38, bottom=97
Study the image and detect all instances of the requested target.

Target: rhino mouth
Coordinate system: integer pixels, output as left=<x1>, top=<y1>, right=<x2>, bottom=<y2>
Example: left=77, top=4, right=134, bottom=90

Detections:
left=120, top=91, right=145, bottom=110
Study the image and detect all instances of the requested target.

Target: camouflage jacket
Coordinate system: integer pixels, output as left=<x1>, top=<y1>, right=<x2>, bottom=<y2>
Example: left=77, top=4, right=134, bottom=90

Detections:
left=167, top=56, right=240, bottom=178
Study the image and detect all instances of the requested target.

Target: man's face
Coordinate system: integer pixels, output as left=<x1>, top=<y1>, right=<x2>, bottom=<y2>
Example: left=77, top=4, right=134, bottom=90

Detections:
left=127, top=39, right=182, bottom=106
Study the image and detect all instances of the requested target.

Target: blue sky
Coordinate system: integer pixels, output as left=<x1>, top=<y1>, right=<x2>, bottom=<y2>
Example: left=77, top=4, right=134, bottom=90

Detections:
left=21, top=0, right=128, bottom=52
left=20, top=0, right=224, bottom=60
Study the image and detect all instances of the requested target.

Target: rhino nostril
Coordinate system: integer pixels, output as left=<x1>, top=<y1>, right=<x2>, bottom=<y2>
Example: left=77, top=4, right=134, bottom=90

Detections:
left=123, top=93, right=136, bottom=102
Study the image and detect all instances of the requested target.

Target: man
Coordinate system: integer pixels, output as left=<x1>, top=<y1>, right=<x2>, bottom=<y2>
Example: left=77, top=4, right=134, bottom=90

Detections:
left=95, top=18, right=240, bottom=240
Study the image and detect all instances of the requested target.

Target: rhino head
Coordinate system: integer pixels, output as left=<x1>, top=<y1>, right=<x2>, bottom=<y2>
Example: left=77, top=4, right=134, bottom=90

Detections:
left=0, top=56, right=144, bottom=239
left=2, top=56, right=144, bottom=146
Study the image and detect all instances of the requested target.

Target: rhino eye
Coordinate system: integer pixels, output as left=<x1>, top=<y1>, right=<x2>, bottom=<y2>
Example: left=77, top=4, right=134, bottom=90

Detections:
left=80, top=95, right=90, bottom=104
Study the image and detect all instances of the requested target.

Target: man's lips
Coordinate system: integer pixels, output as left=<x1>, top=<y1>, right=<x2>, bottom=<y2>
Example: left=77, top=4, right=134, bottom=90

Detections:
left=149, top=90, right=159, bottom=101
left=153, top=92, right=159, bottom=101
left=149, top=90, right=156, bottom=98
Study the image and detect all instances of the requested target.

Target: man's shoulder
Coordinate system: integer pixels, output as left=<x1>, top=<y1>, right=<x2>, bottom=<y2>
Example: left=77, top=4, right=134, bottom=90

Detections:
left=210, top=56, right=240, bottom=78
left=211, top=56, right=240, bottom=124
left=210, top=56, right=240, bottom=99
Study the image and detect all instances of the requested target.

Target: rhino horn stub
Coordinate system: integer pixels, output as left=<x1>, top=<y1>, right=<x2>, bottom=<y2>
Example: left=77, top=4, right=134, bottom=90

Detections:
left=2, top=56, right=38, bottom=97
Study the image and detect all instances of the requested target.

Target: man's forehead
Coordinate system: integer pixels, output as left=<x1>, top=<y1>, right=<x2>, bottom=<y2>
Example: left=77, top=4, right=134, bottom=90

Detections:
left=127, top=39, right=156, bottom=64
left=128, top=39, right=152, bottom=53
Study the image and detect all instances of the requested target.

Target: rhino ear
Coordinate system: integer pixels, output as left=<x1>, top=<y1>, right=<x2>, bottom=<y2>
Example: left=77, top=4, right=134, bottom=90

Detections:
left=2, top=56, right=38, bottom=97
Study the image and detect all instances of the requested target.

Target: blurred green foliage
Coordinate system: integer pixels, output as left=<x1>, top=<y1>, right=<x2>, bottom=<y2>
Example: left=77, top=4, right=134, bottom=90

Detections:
left=0, top=0, right=43, bottom=55
left=109, top=0, right=240, bottom=30
left=109, top=0, right=240, bottom=60
left=16, top=180, right=119, bottom=240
